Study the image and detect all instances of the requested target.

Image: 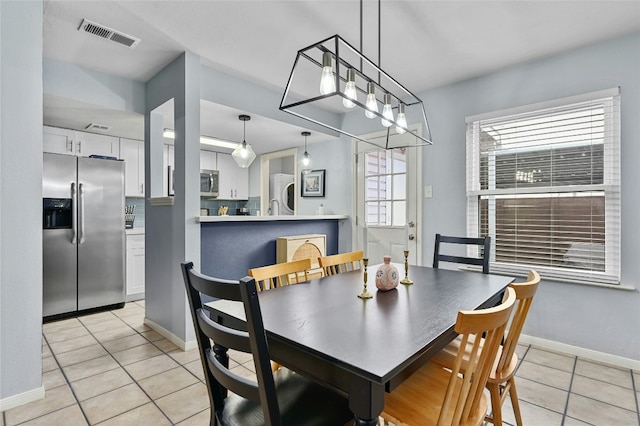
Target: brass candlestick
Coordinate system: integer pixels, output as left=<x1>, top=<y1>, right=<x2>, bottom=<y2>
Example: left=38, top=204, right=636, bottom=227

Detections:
left=357, top=258, right=373, bottom=299
left=400, top=250, right=413, bottom=285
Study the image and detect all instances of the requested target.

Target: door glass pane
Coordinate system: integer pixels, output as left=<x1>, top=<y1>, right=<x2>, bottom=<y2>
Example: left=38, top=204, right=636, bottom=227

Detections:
left=392, top=201, right=406, bottom=226
left=393, top=149, right=406, bottom=173
left=393, top=174, right=406, bottom=199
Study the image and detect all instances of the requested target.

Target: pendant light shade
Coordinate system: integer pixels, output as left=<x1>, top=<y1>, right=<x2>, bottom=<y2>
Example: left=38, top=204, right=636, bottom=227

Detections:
left=300, top=131, right=312, bottom=174
left=232, top=114, right=256, bottom=168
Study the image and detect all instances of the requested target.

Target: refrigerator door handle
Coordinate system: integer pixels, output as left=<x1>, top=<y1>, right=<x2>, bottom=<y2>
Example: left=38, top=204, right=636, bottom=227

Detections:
left=79, top=183, right=85, bottom=244
left=71, top=182, right=77, bottom=243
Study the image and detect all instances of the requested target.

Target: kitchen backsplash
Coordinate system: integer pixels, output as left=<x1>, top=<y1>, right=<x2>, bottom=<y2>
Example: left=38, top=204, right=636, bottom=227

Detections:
left=201, top=197, right=258, bottom=216
left=125, top=198, right=146, bottom=229
left=125, top=197, right=262, bottom=227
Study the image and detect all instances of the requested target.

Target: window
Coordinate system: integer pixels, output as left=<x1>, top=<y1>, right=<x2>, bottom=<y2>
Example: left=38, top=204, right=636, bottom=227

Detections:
left=365, top=149, right=407, bottom=226
left=466, top=88, right=620, bottom=285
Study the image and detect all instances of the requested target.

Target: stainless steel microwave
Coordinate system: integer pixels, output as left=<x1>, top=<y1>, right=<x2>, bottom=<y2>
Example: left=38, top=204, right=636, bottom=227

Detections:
left=200, top=169, right=219, bottom=197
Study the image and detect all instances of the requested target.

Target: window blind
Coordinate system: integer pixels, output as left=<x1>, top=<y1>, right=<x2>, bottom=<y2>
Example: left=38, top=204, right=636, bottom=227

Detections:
left=466, top=89, right=620, bottom=285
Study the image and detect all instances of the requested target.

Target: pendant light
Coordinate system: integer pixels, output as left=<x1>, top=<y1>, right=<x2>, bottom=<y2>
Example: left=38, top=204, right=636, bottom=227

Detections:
left=300, top=131, right=312, bottom=174
left=231, top=114, right=256, bottom=168
left=280, top=0, right=433, bottom=149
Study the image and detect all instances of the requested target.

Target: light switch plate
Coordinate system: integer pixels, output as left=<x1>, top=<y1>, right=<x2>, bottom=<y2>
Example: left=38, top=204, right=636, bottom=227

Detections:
left=424, top=185, right=433, bottom=198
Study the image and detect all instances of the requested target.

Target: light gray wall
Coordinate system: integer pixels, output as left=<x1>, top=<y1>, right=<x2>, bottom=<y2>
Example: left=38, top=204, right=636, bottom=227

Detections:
left=0, top=0, right=43, bottom=402
left=418, top=32, right=640, bottom=360
left=44, top=58, right=145, bottom=114
left=296, top=137, right=352, bottom=217
left=145, top=52, right=200, bottom=345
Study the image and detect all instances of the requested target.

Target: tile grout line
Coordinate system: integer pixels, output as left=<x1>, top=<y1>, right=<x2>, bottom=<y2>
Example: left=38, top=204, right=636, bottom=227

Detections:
left=39, top=328, right=93, bottom=426
left=560, top=353, right=577, bottom=426
left=631, top=370, right=640, bottom=426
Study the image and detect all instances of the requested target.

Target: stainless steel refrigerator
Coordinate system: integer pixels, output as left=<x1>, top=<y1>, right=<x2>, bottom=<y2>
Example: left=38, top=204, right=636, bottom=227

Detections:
left=43, top=153, right=125, bottom=318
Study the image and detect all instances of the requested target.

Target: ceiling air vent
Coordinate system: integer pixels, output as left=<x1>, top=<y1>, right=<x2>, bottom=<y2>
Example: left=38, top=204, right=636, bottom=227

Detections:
left=78, top=19, right=141, bottom=49
left=85, top=123, right=111, bottom=131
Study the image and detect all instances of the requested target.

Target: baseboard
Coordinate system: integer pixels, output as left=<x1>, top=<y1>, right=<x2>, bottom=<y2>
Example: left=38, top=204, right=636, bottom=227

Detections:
left=143, top=317, right=198, bottom=351
left=519, top=334, right=640, bottom=370
left=0, top=386, right=45, bottom=412
left=125, top=292, right=145, bottom=302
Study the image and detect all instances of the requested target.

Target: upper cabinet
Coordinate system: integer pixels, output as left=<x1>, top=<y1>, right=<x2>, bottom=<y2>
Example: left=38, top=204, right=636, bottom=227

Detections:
left=119, top=138, right=145, bottom=197
left=217, top=152, right=248, bottom=200
left=200, top=150, right=217, bottom=171
left=43, top=126, right=119, bottom=158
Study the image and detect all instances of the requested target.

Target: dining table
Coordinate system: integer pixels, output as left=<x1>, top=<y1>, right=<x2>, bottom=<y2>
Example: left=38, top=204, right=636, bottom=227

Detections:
left=205, top=263, right=514, bottom=426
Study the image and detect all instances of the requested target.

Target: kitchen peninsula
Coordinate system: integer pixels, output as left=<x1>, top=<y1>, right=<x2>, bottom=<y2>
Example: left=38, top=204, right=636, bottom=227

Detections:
left=199, top=214, right=348, bottom=280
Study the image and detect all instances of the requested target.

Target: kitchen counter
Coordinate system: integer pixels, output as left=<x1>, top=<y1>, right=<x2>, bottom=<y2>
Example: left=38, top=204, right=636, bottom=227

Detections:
left=200, top=215, right=349, bottom=280
left=125, top=228, right=145, bottom=235
left=197, top=214, right=348, bottom=223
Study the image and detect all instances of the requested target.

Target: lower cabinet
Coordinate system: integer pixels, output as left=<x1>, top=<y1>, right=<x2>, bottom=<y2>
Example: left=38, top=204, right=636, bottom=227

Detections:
left=126, top=233, right=145, bottom=301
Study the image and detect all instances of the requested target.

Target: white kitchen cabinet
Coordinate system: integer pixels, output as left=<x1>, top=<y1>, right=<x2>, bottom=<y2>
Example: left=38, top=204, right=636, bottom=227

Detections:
left=43, top=126, right=119, bottom=158
left=76, top=131, right=119, bottom=158
left=125, top=233, right=145, bottom=301
left=200, top=149, right=217, bottom=170
left=43, top=126, right=75, bottom=155
left=217, top=152, right=248, bottom=200
left=120, top=138, right=145, bottom=197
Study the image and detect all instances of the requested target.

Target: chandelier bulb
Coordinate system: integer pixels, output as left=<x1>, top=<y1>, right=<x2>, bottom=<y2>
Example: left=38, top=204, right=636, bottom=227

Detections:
left=381, top=93, right=394, bottom=127
left=343, top=68, right=357, bottom=108
left=396, top=103, right=407, bottom=134
left=319, top=52, right=336, bottom=95
left=365, top=82, right=378, bottom=119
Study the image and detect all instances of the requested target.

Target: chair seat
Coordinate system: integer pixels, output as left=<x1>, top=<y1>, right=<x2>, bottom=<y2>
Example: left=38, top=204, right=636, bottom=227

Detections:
left=218, top=368, right=353, bottom=426
left=383, top=361, right=489, bottom=426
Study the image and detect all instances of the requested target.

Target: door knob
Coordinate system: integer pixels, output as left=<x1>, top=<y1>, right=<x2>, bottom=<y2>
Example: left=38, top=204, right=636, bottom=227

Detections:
left=408, top=221, right=415, bottom=228
left=408, top=234, right=415, bottom=240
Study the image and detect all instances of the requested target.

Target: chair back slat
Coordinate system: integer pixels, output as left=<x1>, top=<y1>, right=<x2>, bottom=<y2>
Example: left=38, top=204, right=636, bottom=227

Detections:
left=249, top=258, right=311, bottom=291
left=181, top=262, right=283, bottom=426
left=438, top=287, right=516, bottom=426
left=433, top=233, right=491, bottom=274
left=318, top=250, right=364, bottom=276
left=496, top=270, right=540, bottom=373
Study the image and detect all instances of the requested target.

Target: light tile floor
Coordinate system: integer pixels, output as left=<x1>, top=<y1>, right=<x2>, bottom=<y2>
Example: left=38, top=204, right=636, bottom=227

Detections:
left=2, top=301, right=639, bottom=425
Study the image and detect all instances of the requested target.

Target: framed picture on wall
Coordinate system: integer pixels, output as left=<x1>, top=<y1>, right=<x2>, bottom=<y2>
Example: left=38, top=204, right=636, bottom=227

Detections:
left=301, top=169, right=325, bottom=197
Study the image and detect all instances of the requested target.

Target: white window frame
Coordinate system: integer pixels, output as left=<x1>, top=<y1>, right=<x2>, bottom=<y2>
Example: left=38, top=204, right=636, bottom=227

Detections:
left=466, top=88, right=621, bottom=285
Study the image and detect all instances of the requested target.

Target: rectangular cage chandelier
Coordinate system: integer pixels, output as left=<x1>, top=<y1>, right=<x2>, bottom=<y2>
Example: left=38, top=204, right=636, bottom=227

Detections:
left=279, top=34, right=432, bottom=149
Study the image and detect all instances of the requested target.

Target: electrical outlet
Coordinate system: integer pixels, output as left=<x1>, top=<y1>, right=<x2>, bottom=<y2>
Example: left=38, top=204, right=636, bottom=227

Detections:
left=424, top=185, right=433, bottom=198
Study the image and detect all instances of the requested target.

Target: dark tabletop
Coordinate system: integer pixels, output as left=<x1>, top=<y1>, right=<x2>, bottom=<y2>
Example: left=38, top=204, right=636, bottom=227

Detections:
left=254, top=264, right=513, bottom=385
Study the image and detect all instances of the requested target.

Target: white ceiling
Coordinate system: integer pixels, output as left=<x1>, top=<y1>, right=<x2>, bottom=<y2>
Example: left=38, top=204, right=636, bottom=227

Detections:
left=42, top=0, right=640, bottom=152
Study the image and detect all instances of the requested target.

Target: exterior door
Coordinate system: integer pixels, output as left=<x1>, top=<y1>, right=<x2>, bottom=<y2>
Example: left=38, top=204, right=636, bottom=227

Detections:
left=355, top=130, right=422, bottom=266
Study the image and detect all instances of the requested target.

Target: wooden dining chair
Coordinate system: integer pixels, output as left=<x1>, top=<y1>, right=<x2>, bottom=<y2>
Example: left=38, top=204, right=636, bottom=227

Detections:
left=248, top=258, right=311, bottom=291
left=318, top=250, right=364, bottom=276
left=429, top=270, right=541, bottom=426
left=433, top=233, right=492, bottom=274
left=382, top=287, right=516, bottom=426
left=181, top=262, right=353, bottom=426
